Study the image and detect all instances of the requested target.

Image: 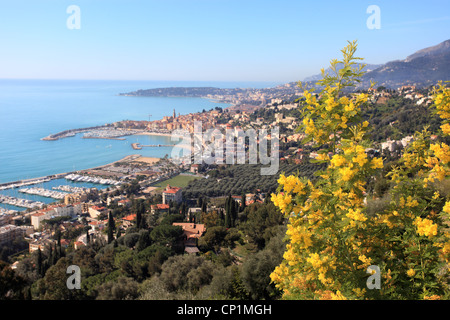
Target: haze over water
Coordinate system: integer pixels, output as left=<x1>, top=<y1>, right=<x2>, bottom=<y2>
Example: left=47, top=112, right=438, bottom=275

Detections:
left=0, top=79, right=277, bottom=184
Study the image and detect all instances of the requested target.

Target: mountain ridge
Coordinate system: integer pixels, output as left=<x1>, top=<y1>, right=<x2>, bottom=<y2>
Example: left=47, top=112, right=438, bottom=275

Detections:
left=303, top=39, right=450, bottom=88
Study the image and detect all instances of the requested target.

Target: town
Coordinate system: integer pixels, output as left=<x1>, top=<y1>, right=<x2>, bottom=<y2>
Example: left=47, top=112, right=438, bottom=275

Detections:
left=0, top=83, right=446, bottom=300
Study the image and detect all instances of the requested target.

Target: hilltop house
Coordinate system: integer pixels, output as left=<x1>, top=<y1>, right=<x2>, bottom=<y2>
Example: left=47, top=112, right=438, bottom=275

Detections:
left=172, top=222, right=206, bottom=254
left=162, top=185, right=182, bottom=204
left=150, top=203, right=170, bottom=215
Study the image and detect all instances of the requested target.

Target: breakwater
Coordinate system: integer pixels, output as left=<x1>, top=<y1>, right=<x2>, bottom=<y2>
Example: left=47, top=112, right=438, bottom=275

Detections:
left=0, top=174, right=67, bottom=191
left=41, top=125, right=111, bottom=141
left=132, top=143, right=175, bottom=150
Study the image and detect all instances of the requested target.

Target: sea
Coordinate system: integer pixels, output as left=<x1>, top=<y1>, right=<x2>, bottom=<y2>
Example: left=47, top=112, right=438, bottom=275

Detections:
left=0, top=79, right=279, bottom=212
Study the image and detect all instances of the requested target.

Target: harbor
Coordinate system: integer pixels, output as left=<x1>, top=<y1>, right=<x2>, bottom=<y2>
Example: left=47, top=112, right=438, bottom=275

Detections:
left=0, top=194, right=45, bottom=209
left=52, top=185, right=88, bottom=193
left=0, top=174, right=118, bottom=213
left=64, top=173, right=122, bottom=186
left=18, top=187, right=67, bottom=200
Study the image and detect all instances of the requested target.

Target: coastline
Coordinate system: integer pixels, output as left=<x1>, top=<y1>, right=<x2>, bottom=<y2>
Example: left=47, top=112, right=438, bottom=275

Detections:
left=3, top=131, right=189, bottom=188
left=0, top=154, right=144, bottom=190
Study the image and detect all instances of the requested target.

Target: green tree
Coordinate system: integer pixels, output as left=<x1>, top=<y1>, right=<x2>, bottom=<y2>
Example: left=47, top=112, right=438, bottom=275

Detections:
left=198, top=226, right=228, bottom=253
left=107, top=212, right=115, bottom=244
left=150, top=225, right=184, bottom=251
left=0, top=261, right=26, bottom=299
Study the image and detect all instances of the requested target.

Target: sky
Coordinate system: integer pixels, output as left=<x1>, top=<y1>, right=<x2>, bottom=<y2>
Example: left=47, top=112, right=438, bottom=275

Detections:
left=0, top=0, right=449, bottom=83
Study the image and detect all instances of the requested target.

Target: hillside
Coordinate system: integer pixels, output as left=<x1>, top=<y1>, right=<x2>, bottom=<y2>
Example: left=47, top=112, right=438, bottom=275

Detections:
left=303, top=39, right=450, bottom=89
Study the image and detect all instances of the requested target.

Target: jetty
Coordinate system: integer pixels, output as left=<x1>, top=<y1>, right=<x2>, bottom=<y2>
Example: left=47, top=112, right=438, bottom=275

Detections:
left=41, top=125, right=111, bottom=141
left=132, top=143, right=142, bottom=150
left=0, top=175, right=65, bottom=191
left=131, top=143, right=175, bottom=150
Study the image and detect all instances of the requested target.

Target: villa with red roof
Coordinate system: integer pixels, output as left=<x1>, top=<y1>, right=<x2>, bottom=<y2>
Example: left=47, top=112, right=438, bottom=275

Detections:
left=122, top=214, right=137, bottom=229
left=150, top=203, right=170, bottom=214
left=172, top=222, right=206, bottom=254
left=162, top=185, right=182, bottom=204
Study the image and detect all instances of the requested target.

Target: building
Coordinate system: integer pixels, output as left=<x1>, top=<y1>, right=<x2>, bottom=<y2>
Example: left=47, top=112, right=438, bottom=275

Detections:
left=88, top=220, right=107, bottom=232
left=31, top=203, right=81, bottom=230
left=0, top=224, right=25, bottom=245
left=172, top=222, right=206, bottom=254
left=88, top=205, right=108, bottom=219
left=122, top=214, right=137, bottom=229
left=173, top=222, right=206, bottom=239
left=190, top=164, right=199, bottom=174
left=162, top=185, right=182, bottom=204
left=150, top=203, right=170, bottom=214
left=64, top=188, right=99, bottom=205
left=29, top=239, right=55, bottom=253
left=0, top=214, right=12, bottom=227
left=118, top=199, right=131, bottom=207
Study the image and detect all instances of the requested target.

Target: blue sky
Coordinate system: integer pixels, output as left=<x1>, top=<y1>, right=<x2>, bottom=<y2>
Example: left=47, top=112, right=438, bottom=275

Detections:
left=0, top=0, right=449, bottom=82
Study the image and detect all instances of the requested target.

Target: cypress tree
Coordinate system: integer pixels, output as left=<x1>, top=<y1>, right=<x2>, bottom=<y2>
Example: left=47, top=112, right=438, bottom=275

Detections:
left=241, top=192, right=246, bottom=212
left=230, top=199, right=237, bottom=227
left=52, top=243, right=58, bottom=265
left=48, top=245, right=53, bottom=267
left=107, top=212, right=115, bottom=244
left=225, top=195, right=232, bottom=228
left=36, top=248, right=43, bottom=277
left=201, top=198, right=207, bottom=214
left=136, top=209, right=142, bottom=230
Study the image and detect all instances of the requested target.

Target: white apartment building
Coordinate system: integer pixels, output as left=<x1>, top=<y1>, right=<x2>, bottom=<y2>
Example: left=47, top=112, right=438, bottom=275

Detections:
left=31, top=203, right=82, bottom=230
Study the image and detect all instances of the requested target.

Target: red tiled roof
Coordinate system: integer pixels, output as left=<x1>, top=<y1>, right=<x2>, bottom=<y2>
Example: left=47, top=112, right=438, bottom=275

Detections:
left=32, top=212, right=47, bottom=217
left=122, top=214, right=136, bottom=222
left=91, top=206, right=106, bottom=211
left=164, top=187, right=181, bottom=194
left=173, top=223, right=206, bottom=239
left=151, top=204, right=170, bottom=210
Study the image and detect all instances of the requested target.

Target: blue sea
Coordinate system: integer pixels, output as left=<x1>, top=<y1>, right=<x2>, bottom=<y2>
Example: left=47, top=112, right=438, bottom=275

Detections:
left=0, top=79, right=279, bottom=211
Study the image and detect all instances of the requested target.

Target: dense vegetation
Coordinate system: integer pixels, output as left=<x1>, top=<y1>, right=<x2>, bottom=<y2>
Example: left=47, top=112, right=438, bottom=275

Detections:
left=1, top=193, right=287, bottom=300
left=270, top=41, right=450, bottom=300
left=183, top=162, right=325, bottom=199
left=361, top=95, right=442, bottom=142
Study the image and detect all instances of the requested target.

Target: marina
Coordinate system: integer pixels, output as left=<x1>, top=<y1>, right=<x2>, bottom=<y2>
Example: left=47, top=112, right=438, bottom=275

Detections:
left=52, top=185, right=88, bottom=193
left=0, top=177, right=113, bottom=212
left=64, top=173, right=122, bottom=186
left=18, top=187, right=67, bottom=200
left=0, top=194, right=45, bottom=209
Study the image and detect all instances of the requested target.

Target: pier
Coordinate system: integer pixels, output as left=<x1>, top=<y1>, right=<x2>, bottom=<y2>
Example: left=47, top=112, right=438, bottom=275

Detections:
left=131, top=143, right=175, bottom=150
left=0, top=174, right=67, bottom=191
left=40, top=125, right=110, bottom=141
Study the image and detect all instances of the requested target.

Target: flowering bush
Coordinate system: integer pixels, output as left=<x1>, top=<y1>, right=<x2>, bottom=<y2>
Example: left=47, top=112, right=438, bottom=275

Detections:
left=270, top=41, right=450, bottom=300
